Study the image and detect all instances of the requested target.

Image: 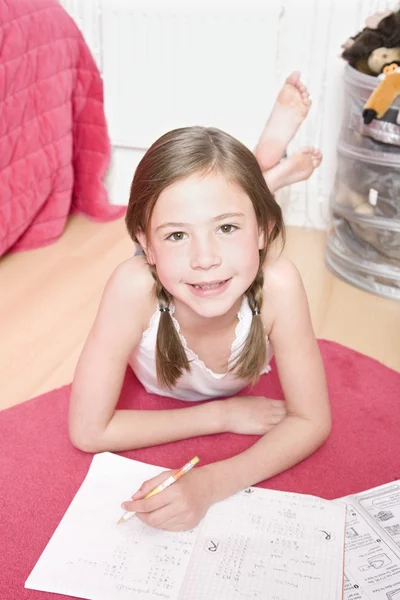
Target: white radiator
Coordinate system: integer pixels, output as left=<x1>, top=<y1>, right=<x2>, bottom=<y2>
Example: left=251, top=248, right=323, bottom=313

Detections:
left=60, top=0, right=397, bottom=229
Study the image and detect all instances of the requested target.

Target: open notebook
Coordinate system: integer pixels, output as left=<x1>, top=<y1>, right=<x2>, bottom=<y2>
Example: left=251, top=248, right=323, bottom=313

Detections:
left=25, top=452, right=346, bottom=600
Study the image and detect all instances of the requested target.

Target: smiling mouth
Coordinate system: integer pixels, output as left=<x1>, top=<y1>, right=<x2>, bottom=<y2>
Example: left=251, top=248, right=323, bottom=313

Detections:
left=189, top=279, right=230, bottom=290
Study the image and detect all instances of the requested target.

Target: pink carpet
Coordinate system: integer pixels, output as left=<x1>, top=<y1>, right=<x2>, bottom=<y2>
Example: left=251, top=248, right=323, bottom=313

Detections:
left=0, top=340, right=399, bottom=599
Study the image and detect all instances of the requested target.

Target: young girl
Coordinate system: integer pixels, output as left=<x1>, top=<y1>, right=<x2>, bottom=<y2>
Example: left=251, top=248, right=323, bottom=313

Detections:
left=69, top=75, right=330, bottom=533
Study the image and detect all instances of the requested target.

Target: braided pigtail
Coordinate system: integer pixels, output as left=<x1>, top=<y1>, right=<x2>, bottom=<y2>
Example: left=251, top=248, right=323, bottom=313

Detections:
left=232, top=268, right=266, bottom=385
left=149, top=266, right=190, bottom=388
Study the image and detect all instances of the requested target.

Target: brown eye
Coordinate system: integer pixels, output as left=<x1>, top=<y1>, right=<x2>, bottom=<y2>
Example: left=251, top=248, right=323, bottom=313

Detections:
left=167, top=231, right=186, bottom=241
left=219, top=224, right=237, bottom=234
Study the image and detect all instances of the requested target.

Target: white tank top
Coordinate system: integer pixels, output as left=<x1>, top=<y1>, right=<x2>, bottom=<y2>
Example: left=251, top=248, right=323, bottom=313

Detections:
left=129, top=296, right=273, bottom=401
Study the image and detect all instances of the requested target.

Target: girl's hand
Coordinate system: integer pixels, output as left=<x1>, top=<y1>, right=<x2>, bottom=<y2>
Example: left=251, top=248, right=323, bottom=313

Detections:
left=223, top=396, right=287, bottom=435
left=121, top=467, right=214, bottom=531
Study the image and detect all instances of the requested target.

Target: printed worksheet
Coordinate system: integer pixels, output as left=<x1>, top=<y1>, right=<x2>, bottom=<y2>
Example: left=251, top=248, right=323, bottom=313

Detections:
left=338, top=481, right=400, bottom=600
left=25, top=452, right=346, bottom=600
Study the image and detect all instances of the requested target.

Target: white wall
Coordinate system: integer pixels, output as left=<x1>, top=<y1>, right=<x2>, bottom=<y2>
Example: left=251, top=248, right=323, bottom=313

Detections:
left=60, top=0, right=397, bottom=229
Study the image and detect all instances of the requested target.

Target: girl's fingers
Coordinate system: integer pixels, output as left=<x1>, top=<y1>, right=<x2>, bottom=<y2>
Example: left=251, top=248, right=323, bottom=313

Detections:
left=269, top=399, right=285, bottom=408
left=136, top=503, right=179, bottom=529
left=122, top=485, right=174, bottom=514
left=130, top=469, right=174, bottom=500
left=137, top=501, right=194, bottom=531
left=271, top=414, right=285, bottom=424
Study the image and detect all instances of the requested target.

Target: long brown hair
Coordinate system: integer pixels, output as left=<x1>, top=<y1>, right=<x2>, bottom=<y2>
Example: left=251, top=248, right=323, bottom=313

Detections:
left=126, top=126, right=285, bottom=388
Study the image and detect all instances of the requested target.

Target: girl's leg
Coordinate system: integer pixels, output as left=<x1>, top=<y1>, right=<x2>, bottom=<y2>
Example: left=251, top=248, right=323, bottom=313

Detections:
left=254, top=72, right=311, bottom=172
left=264, top=147, right=322, bottom=193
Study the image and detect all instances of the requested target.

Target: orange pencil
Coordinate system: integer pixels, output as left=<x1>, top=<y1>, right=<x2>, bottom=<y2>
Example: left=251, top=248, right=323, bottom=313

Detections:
left=117, top=456, right=200, bottom=524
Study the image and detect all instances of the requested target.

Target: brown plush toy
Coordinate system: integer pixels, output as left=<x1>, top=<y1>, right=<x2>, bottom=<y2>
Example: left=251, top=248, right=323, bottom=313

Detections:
left=342, top=9, right=400, bottom=74
left=363, top=62, right=400, bottom=124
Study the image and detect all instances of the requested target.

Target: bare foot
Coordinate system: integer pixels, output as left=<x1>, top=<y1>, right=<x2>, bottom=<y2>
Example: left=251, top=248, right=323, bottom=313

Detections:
left=264, top=147, right=322, bottom=193
left=254, top=72, right=311, bottom=171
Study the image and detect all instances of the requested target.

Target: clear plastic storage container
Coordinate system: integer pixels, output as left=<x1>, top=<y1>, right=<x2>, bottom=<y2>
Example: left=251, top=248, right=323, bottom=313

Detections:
left=341, top=65, right=400, bottom=150
left=327, top=68, right=400, bottom=300
left=331, top=141, right=400, bottom=263
left=331, top=216, right=400, bottom=268
left=326, top=230, right=400, bottom=301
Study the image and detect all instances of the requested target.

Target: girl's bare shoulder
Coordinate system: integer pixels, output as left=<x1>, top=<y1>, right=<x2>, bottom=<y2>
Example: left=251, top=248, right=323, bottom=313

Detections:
left=260, top=255, right=304, bottom=331
left=105, top=255, right=156, bottom=329
left=262, top=254, right=303, bottom=292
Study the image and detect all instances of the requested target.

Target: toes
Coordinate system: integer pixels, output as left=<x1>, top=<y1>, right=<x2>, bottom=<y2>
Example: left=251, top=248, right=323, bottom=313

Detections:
left=300, top=146, right=321, bottom=156
left=298, top=147, right=323, bottom=167
left=284, top=71, right=311, bottom=105
left=309, top=150, right=323, bottom=166
left=299, top=86, right=311, bottom=104
left=286, top=70, right=301, bottom=85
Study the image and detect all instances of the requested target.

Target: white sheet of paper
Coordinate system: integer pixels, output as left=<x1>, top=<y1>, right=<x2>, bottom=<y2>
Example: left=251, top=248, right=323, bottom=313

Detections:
left=26, top=452, right=346, bottom=600
left=25, top=453, right=197, bottom=600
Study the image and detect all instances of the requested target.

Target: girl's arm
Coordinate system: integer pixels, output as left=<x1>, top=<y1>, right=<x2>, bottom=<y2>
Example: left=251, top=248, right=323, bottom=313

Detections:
left=68, top=259, right=224, bottom=453
left=202, top=256, right=331, bottom=502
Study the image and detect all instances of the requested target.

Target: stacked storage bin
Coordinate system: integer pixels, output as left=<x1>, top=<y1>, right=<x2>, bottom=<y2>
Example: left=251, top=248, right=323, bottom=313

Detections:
left=326, top=64, right=400, bottom=300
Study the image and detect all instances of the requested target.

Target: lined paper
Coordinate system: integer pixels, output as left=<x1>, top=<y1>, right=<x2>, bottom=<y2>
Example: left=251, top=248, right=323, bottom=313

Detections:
left=180, top=487, right=345, bottom=599
left=25, top=453, right=345, bottom=600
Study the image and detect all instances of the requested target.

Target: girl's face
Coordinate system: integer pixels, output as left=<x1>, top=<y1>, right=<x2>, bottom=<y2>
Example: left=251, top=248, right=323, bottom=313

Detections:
left=143, top=172, right=265, bottom=320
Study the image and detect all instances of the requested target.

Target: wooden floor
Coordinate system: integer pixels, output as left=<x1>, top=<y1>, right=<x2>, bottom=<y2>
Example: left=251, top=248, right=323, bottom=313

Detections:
left=1, top=215, right=399, bottom=412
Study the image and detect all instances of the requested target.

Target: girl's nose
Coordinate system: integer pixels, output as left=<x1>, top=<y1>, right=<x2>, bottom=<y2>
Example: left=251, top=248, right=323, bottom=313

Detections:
left=190, top=237, right=222, bottom=270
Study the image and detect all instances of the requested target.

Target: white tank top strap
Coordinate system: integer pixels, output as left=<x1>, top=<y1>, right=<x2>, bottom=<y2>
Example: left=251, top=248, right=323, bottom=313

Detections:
left=129, top=295, right=272, bottom=401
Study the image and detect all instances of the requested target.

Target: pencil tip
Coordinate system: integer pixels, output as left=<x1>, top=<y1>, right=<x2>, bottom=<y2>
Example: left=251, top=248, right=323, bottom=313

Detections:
left=117, top=517, right=125, bottom=524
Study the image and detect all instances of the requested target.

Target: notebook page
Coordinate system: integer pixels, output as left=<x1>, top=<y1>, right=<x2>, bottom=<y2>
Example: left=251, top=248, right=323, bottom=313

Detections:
left=25, top=453, right=197, bottom=600
left=179, top=487, right=346, bottom=600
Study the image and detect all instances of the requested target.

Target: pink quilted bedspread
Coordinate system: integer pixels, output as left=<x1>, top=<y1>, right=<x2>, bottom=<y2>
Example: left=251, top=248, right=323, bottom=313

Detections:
left=0, top=0, right=125, bottom=256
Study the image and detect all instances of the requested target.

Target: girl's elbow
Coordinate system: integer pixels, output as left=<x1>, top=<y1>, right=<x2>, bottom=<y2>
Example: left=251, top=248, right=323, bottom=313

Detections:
left=315, top=413, right=332, bottom=443
left=68, top=424, right=105, bottom=454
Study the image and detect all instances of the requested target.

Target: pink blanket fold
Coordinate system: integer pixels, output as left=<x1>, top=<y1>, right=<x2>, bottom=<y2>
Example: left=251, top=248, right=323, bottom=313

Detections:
left=0, top=0, right=125, bottom=257
left=0, top=340, right=399, bottom=599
